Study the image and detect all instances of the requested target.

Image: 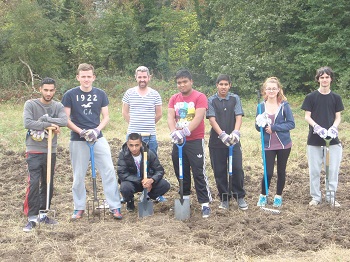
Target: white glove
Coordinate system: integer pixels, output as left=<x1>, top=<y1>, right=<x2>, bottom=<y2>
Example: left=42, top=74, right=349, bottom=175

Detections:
left=170, top=126, right=190, bottom=144
left=218, top=131, right=231, bottom=146
left=313, top=124, right=327, bottom=139
left=85, top=128, right=100, bottom=142
left=229, top=130, right=240, bottom=145
left=327, top=126, right=338, bottom=139
left=256, top=113, right=271, bottom=127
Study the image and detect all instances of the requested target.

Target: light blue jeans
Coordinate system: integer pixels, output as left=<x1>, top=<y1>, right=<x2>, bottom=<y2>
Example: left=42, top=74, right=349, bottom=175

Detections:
left=69, top=137, right=122, bottom=210
left=307, top=144, right=342, bottom=202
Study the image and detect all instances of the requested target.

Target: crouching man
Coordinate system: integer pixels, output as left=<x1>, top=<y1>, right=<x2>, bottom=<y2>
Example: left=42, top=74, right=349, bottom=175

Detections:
left=117, top=133, right=170, bottom=211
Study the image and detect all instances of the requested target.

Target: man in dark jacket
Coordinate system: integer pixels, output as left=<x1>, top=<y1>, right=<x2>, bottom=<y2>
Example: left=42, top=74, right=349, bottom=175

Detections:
left=117, top=133, right=170, bottom=211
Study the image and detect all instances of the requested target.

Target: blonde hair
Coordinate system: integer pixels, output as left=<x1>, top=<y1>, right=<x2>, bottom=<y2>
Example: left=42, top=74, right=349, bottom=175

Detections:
left=261, top=77, right=287, bottom=103
left=77, top=63, right=94, bottom=75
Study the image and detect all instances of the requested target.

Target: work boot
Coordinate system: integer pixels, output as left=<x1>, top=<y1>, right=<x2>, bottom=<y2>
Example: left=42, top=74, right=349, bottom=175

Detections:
left=126, top=200, right=135, bottom=212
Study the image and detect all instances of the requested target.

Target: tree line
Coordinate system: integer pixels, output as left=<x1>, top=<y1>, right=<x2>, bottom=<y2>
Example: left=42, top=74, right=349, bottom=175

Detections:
left=0, top=0, right=349, bottom=97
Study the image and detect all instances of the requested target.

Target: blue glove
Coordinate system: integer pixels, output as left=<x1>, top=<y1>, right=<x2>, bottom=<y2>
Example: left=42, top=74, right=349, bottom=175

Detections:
left=327, top=126, right=338, bottom=139
left=313, top=124, right=327, bottom=139
left=218, top=131, right=231, bottom=146
left=170, top=126, right=191, bottom=144
left=229, top=130, right=240, bottom=145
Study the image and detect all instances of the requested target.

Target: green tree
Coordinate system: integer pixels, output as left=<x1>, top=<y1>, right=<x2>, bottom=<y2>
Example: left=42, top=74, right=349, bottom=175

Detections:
left=287, top=0, right=350, bottom=94
left=0, top=0, right=65, bottom=86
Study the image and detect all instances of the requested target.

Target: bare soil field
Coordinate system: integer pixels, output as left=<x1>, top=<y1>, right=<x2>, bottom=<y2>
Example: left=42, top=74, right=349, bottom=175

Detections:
left=1, top=137, right=350, bottom=261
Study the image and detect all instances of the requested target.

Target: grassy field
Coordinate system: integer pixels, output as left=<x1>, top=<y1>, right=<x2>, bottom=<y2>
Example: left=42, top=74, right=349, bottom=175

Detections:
left=1, top=89, right=350, bottom=261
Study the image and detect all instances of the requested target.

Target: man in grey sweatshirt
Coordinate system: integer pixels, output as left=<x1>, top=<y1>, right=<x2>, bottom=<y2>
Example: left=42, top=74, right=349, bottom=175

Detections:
left=22, top=77, right=67, bottom=232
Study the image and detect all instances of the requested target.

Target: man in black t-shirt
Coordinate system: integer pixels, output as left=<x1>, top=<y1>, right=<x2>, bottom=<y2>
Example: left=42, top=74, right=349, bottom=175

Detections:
left=301, top=66, right=344, bottom=207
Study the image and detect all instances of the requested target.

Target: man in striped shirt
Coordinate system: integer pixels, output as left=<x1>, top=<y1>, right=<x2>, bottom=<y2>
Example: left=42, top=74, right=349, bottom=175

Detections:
left=122, top=66, right=162, bottom=155
left=122, top=66, right=166, bottom=203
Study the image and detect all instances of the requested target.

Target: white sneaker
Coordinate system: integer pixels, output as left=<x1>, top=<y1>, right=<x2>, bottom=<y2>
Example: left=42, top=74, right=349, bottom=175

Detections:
left=309, top=200, right=320, bottom=206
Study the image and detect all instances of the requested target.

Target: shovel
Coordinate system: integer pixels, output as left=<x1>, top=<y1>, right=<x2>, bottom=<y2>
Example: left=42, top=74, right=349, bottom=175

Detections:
left=39, top=127, right=56, bottom=227
left=138, top=150, right=154, bottom=218
left=222, top=145, right=238, bottom=210
left=324, top=137, right=336, bottom=207
left=86, top=142, right=105, bottom=220
left=174, top=138, right=190, bottom=220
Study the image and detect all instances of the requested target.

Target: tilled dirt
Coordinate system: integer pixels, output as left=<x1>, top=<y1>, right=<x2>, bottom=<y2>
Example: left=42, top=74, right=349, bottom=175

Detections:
left=0, top=138, right=349, bottom=261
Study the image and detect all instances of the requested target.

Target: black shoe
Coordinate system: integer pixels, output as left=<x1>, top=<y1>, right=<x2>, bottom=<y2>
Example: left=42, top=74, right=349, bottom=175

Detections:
left=126, top=200, right=135, bottom=212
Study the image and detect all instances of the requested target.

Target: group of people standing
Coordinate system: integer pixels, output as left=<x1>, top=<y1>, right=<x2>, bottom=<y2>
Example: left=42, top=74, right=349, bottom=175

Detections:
left=22, top=64, right=344, bottom=232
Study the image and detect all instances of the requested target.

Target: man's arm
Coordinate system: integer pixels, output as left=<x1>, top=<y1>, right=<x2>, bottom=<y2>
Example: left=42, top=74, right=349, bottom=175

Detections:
left=97, top=106, right=110, bottom=132
left=64, top=107, right=83, bottom=134
left=155, top=105, right=162, bottom=124
left=208, top=116, right=223, bottom=135
left=234, top=115, right=243, bottom=131
left=122, top=102, right=130, bottom=123
left=167, top=108, right=176, bottom=132
left=304, top=111, right=316, bottom=127
left=333, top=112, right=341, bottom=128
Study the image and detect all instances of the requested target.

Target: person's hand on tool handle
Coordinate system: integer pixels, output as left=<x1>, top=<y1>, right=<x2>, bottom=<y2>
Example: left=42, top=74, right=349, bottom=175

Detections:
left=229, top=130, right=240, bottom=145
left=327, top=125, right=338, bottom=139
left=218, top=131, right=231, bottom=146
left=313, top=124, right=328, bottom=139
left=170, top=126, right=191, bottom=144
left=47, top=124, right=60, bottom=135
left=142, top=178, right=154, bottom=192
left=79, top=128, right=100, bottom=142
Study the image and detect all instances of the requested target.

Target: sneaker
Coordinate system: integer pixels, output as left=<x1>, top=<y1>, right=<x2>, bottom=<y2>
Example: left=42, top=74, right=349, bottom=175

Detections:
left=155, top=195, right=167, bottom=203
left=71, top=210, right=84, bottom=219
left=273, top=195, right=282, bottom=207
left=110, top=208, right=123, bottom=220
left=219, top=201, right=229, bottom=209
left=309, top=200, right=320, bottom=206
left=202, top=206, right=211, bottom=218
left=257, top=194, right=267, bottom=207
left=126, top=200, right=135, bottom=212
left=39, top=216, right=58, bottom=225
left=237, top=198, right=248, bottom=210
left=23, top=221, right=36, bottom=232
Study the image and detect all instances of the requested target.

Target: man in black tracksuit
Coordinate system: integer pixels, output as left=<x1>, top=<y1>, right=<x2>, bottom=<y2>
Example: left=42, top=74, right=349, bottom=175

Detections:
left=117, top=133, right=170, bottom=211
left=207, top=74, right=248, bottom=210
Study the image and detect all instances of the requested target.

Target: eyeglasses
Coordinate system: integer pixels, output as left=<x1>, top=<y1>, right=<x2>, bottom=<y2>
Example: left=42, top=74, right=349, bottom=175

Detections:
left=266, top=88, right=278, bottom=92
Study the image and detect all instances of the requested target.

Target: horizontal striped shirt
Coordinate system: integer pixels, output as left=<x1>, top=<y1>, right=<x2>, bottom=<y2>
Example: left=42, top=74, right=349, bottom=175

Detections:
left=122, top=86, right=162, bottom=135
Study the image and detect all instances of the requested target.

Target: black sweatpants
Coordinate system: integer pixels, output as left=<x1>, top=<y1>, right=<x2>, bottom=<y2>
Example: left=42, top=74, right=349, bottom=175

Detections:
left=23, top=153, right=56, bottom=217
left=120, top=179, right=170, bottom=202
left=171, top=139, right=212, bottom=204
left=261, top=148, right=291, bottom=195
left=209, top=144, right=246, bottom=200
